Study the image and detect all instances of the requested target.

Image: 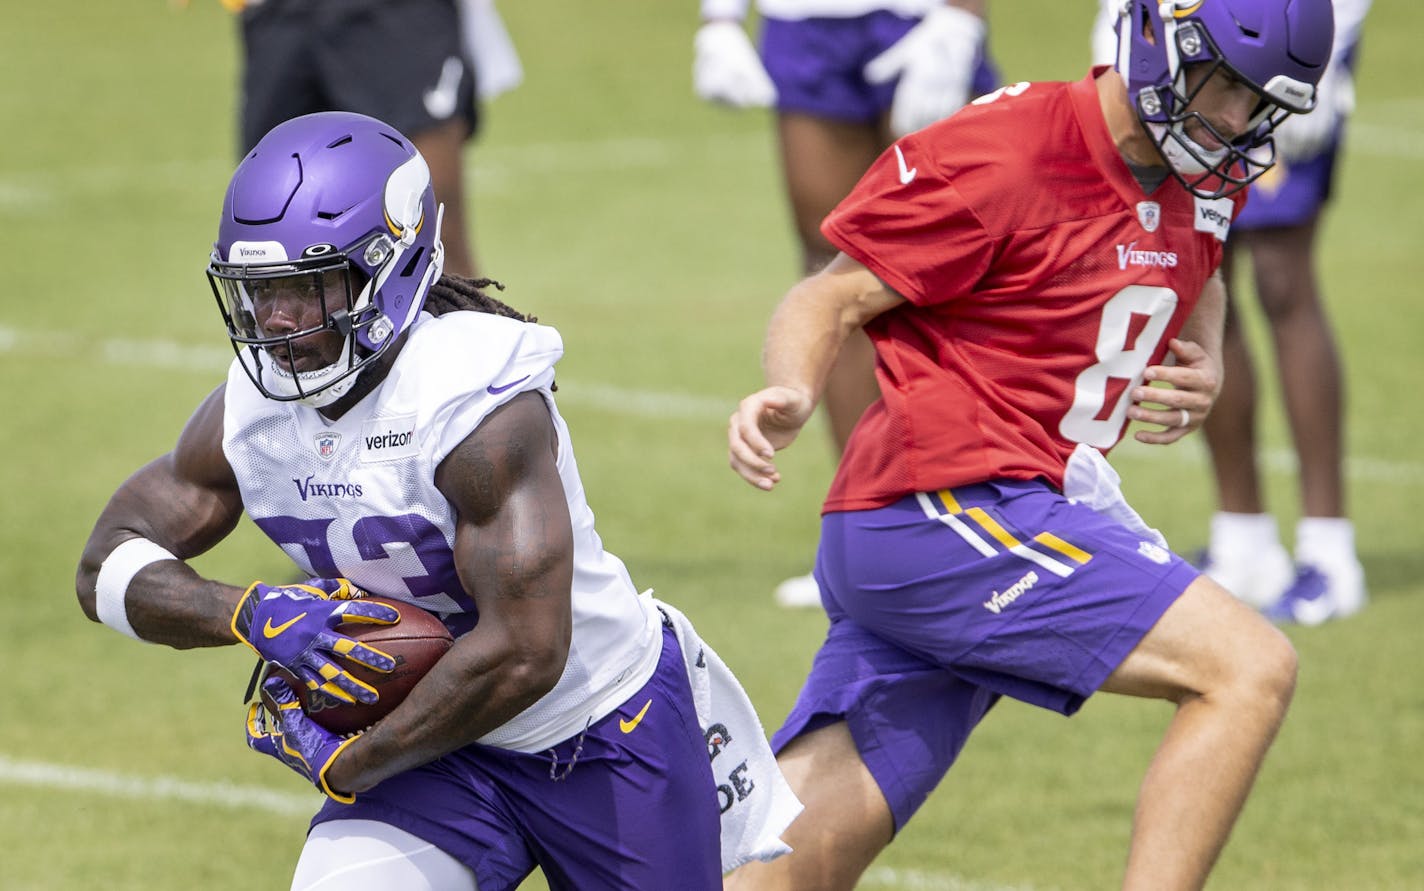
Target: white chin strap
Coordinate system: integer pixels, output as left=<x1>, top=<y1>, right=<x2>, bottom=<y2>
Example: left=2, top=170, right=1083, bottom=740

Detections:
left=256, top=345, right=360, bottom=407
left=1147, top=121, right=1228, bottom=176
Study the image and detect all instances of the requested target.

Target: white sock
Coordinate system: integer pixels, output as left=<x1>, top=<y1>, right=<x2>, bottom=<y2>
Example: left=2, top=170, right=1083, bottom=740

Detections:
left=1295, top=516, right=1358, bottom=566
left=1210, top=512, right=1283, bottom=559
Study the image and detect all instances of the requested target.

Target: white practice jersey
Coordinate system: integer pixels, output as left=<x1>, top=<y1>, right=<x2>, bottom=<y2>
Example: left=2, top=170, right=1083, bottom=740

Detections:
left=223, top=311, right=662, bottom=753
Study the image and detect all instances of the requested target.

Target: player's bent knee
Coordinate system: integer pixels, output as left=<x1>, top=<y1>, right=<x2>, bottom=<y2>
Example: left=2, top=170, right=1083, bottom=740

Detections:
left=1235, top=620, right=1298, bottom=710
left=291, top=819, right=478, bottom=891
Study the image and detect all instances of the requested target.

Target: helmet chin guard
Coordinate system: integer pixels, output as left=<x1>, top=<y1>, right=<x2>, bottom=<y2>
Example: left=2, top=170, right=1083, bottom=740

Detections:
left=207, top=112, right=445, bottom=404
left=1108, top=0, right=1334, bottom=198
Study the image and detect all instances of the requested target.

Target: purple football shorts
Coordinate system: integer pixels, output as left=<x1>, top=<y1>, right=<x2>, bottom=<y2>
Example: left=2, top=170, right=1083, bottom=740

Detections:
left=1237, top=44, right=1361, bottom=230
left=310, top=624, right=722, bottom=891
left=770, top=478, right=1199, bottom=830
left=760, top=13, right=1000, bottom=123
left=1236, top=140, right=1341, bottom=228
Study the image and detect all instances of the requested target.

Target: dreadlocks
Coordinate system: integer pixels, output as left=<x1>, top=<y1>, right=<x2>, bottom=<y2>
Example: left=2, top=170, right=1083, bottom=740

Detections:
left=425, top=275, right=539, bottom=323
left=422, top=274, right=556, bottom=390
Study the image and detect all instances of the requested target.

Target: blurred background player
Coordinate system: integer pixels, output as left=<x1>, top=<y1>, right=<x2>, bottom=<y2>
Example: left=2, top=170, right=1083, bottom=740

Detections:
left=229, top=0, right=524, bottom=278
left=76, top=111, right=796, bottom=889
left=694, top=0, right=998, bottom=607
left=1093, top=0, right=1372, bottom=625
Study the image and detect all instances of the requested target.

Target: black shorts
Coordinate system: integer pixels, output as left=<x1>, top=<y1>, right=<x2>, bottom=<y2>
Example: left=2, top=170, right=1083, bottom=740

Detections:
left=238, top=0, right=479, bottom=154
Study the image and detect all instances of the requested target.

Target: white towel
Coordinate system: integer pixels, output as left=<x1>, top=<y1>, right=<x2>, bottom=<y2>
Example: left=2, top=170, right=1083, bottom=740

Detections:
left=458, top=0, right=524, bottom=100
left=1062, top=443, right=1168, bottom=549
left=651, top=596, right=803, bottom=873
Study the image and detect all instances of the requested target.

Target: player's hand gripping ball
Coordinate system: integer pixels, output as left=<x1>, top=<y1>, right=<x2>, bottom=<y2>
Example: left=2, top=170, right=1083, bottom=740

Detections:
left=246, top=676, right=359, bottom=802
left=267, top=595, right=454, bottom=735
left=231, top=578, right=402, bottom=706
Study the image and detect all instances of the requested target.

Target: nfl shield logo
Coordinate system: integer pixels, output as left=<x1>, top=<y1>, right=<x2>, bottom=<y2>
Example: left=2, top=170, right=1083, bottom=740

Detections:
left=1136, top=201, right=1161, bottom=233
left=315, top=432, right=341, bottom=460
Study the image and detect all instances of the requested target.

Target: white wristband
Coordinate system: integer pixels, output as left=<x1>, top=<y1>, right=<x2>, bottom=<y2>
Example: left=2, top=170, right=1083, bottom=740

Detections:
left=95, top=537, right=177, bottom=642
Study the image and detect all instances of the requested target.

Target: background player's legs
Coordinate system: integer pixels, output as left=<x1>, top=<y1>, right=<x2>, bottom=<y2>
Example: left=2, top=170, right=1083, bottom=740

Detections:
left=771, top=112, right=886, bottom=607
left=724, top=722, right=894, bottom=891
left=1201, top=243, right=1294, bottom=608
left=411, top=118, right=477, bottom=278
left=1245, top=221, right=1343, bottom=518
left=1101, top=576, right=1297, bottom=891
left=776, top=111, right=885, bottom=447
left=1244, top=221, right=1365, bottom=619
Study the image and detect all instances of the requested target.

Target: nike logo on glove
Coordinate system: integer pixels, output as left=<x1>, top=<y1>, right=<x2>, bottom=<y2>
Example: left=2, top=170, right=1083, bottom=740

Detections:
left=263, top=614, right=307, bottom=638
left=619, top=699, right=652, bottom=733
left=894, top=144, right=917, bottom=185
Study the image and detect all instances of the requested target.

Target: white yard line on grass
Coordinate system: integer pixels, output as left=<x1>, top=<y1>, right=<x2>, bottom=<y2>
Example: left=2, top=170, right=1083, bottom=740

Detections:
left=0, top=754, right=1043, bottom=890
left=0, top=754, right=319, bottom=816
left=2, top=113, right=1420, bottom=210
left=862, top=866, right=1049, bottom=891
left=4, top=322, right=1423, bottom=484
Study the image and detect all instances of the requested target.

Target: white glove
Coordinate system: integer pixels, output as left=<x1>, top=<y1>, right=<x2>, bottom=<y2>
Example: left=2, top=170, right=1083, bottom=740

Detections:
left=693, top=21, right=776, bottom=108
left=1273, top=63, right=1355, bottom=162
left=864, top=5, right=986, bottom=137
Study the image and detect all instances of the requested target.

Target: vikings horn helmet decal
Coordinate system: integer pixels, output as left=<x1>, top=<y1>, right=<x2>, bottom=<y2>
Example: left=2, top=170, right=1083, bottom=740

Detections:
left=207, top=112, right=445, bottom=405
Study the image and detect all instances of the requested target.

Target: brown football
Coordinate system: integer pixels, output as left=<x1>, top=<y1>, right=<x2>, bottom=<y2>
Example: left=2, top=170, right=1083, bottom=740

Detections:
left=270, top=596, right=454, bottom=735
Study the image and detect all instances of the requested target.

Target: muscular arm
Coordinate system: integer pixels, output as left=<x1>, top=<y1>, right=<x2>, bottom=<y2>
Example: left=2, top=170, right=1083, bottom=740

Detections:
left=75, top=386, right=249, bottom=647
left=325, top=391, right=574, bottom=793
left=728, top=252, right=905, bottom=488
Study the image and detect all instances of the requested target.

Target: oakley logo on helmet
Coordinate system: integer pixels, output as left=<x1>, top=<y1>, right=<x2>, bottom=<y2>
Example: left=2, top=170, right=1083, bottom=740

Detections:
left=301, top=244, right=336, bottom=258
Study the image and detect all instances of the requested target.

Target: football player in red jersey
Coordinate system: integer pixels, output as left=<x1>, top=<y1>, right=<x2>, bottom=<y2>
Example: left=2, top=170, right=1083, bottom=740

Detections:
left=726, top=1, right=1335, bottom=889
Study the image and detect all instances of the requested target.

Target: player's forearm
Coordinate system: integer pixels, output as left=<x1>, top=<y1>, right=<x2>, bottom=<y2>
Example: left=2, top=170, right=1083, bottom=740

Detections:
left=762, top=279, right=861, bottom=405
left=324, top=625, right=566, bottom=793
left=77, top=538, right=245, bottom=649
left=1180, top=271, right=1226, bottom=372
left=77, top=475, right=247, bottom=648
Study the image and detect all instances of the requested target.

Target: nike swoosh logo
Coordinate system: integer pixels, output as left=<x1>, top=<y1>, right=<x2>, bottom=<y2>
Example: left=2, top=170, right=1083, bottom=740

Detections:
left=487, top=374, right=530, bottom=395
left=894, top=144, right=917, bottom=185
left=423, top=56, right=463, bottom=120
left=619, top=698, right=652, bottom=733
left=262, top=613, right=306, bottom=638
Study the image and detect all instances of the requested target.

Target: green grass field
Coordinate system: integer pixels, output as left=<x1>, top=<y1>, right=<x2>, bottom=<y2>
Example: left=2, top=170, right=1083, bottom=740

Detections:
left=3, top=2, right=1421, bottom=888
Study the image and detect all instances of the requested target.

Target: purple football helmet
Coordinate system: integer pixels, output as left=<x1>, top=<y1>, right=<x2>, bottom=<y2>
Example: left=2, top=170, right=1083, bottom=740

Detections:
left=207, top=112, right=444, bottom=405
left=1108, top=0, right=1334, bottom=198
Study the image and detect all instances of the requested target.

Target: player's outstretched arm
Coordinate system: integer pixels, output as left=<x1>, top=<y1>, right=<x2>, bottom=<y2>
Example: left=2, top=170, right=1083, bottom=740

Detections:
left=729, top=253, right=905, bottom=489
left=321, top=391, right=575, bottom=795
left=76, top=387, right=250, bottom=648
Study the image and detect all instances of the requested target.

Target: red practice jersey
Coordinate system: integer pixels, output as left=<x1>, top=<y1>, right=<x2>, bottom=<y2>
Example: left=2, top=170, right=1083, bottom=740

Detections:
left=823, top=69, right=1246, bottom=513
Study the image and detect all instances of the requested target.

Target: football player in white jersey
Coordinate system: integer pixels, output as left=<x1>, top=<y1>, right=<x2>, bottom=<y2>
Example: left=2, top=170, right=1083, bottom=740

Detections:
left=77, top=111, right=795, bottom=890
left=694, top=0, right=999, bottom=608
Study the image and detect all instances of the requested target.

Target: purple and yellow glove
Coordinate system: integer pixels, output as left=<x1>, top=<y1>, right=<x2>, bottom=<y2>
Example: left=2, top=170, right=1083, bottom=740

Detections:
left=231, top=579, right=399, bottom=705
left=247, top=676, right=359, bottom=803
